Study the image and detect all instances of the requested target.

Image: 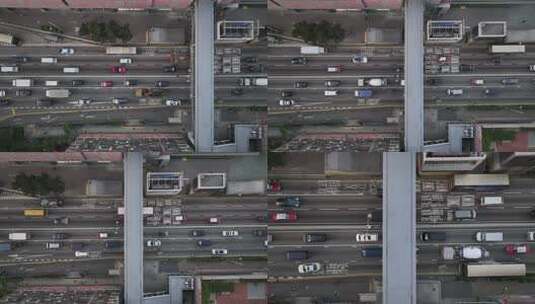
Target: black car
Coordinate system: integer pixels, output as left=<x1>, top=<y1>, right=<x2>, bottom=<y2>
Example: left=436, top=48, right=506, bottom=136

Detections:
left=196, top=239, right=212, bottom=247
left=0, top=99, right=10, bottom=106
left=191, top=230, right=205, bottom=237
left=295, top=81, right=308, bottom=88
left=484, top=88, right=496, bottom=96
left=15, top=89, right=31, bottom=97
left=124, top=80, right=137, bottom=86
left=155, top=81, right=169, bottom=87
left=242, top=56, right=257, bottom=63
left=71, top=242, right=85, bottom=251
left=281, top=91, right=293, bottom=97
left=12, top=56, right=29, bottom=63
left=253, top=229, right=267, bottom=237
left=291, top=57, right=307, bottom=65
left=245, top=65, right=264, bottom=73
left=71, top=80, right=84, bottom=86
left=426, top=78, right=440, bottom=85
left=163, top=65, right=177, bottom=72
left=36, top=99, right=53, bottom=107
left=275, top=196, right=302, bottom=208
left=231, top=88, right=243, bottom=96
left=105, top=240, right=123, bottom=249
left=52, top=233, right=66, bottom=240
left=420, top=232, right=446, bottom=241
left=303, top=233, right=327, bottom=243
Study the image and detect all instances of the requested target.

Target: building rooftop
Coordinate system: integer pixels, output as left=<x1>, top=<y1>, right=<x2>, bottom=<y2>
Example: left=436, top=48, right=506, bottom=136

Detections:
left=0, top=0, right=193, bottom=9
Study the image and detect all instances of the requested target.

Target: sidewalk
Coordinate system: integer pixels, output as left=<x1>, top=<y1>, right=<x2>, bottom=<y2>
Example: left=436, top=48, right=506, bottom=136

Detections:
left=0, top=9, right=190, bottom=46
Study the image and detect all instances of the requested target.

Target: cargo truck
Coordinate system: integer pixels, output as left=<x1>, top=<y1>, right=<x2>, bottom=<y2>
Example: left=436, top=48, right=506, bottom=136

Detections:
left=134, top=88, right=162, bottom=97
left=24, top=209, right=46, bottom=217
left=300, top=46, right=325, bottom=55
left=12, top=79, right=32, bottom=87
left=9, top=232, right=29, bottom=240
left=239, top=77, right=268, bottom=86
left=46, top=89, right=70, bottom=98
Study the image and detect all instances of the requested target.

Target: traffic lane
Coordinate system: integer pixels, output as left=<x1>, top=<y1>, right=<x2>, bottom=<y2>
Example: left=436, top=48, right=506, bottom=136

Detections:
left=268, top=210, right=374, bottom=225
left=0, top=198, right=121, bottom=209
left=268, top=66, right=402, bottom=75
left=267, top=196, right=381, bottom=209
left=0, top=46, right=187, bottom=55
left=1, top=259, right=117, bottom=278
left=183, top=201, right=266, bottom=211
left=0, top=55, right=178, bottom=64
left=1, top=106, right=176, bottom=127
left=417, top=244, right=535, bottom=264
left=178, top=210, right=266, bottom=225
left=463, top=208, right=533, bottom=222
left=269, top=230, right=380, bottom=246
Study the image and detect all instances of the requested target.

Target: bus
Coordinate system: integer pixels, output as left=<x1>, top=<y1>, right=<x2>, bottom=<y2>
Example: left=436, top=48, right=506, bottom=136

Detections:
left=106, top=47, right=137, bottom=55
left=0, top=33, right=19, bottom=46
left=453, top=174, right=509, bottom=190
left=117, top=207, right=153, bottom=215
left=464, top=263, right=526, bottom=277
left=490, top=44, right=525, bottom=54
left=24, top=209, right=46, bottom=217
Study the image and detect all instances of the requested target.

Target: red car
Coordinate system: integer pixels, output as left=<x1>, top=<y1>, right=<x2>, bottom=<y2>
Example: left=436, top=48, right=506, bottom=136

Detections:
left=505, top=244, right=530, bottom=256
left=100, top=81, right=113, bottom=87
left=271, top=210, right=297, bottom=223
left=267, top=180, right=281, bottom=192
left=111, top=66, right=127, bottom=74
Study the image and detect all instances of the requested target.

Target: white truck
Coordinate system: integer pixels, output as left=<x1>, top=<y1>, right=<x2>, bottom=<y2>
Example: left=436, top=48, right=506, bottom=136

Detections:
left=1, top=66, right=18, bottom=72
left=240, top=77, right=268, bottom=86
left=300, top=46, right=325, bottom=55
left=9, top=232, right=29, bottom=240
left=45, top=81, right=59, bottom=86
left=461, top=246, right=489, bottom=260
left=368, top=78, right=386, bottom=87
left=12, top=79, right=33, bottom=87
left=480, top=196, right=503, bottom=206
left=46, top=89, right=70, bottom=98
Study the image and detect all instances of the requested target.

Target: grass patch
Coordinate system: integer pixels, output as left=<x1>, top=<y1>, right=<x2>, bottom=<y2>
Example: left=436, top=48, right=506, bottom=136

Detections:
left=202, top=281, right=234, bottom=304
left=481, top=128, right=517, bottom=151
left=0, top=126, right=75, bottom=152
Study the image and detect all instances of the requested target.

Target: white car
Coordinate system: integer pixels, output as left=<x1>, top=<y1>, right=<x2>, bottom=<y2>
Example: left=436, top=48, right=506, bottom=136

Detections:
left=355, top=233, right=379, bottom=242
left=166, top=99, right=181, bottom=106
left=222, top=230, right=239, bottom=237
left=212, top=248, right=228, bottom=256
left=471, top=79, right=485, bottom=85
left=298, top=263, right=321, bottom=274
left=446, top=88, right=463, bottom=96
left=119, top=58, right=133, bottom=64
left=351, top=55, right=368, bottom=63
left=279, top=99, right=295, bottom=106
left=60, top=48, right=74, bottom=55
left=75, top=251, right=88, bottom=257
left=146, top=239, right=162, bottom=247
left=98, top=232, right=108, bottom=239
left=528, top=231, right=535, bottom=241
left=0, top=90, right=5, bottom=97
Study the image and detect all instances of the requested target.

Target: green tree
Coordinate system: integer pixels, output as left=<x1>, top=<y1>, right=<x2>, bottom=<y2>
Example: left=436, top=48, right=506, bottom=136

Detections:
left=291, top=20, right=346, bottom=46
left=12, top=173, right=65, bottom=196
left=79, top=22, right=89, bottom=36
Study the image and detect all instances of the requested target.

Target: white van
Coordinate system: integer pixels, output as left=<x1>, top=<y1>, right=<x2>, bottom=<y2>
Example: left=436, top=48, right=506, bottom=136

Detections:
left=476, top=232, right=503, bottom=242
left=41, top=57, right=58, bottom=64
left=119, top=58, right=132, bottom=64
left=63, top=67, right=79, bottom=73
left=45, top=80, right=59, bottom=87
left=75, top=251, right=89, bottom=257
left=324, top=90, right=338, bottom=96
left=1, top=66, right=18, bottom=72
left=480, top=196, right=503, bottom=206
left=45, top=242, right=61, bottom=249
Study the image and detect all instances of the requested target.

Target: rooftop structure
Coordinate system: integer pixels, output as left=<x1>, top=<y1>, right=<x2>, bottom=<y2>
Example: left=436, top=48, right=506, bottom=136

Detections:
left=424, top=124, right=476, bottom=154
left=476, top=21, right=507, bottom=38
left=0, top=152, right=123, bottom=163
left=274, top=132, right=401, bottom=152
left=147, top=27, right=186, bottom=45
left=420, top=152, right=487, bottom=172
left=490, top=152, right=535, bottom=173
left=197, top=173, right=227, bottom=190
left=0, top=286, right=121, bottom=304
left=426, top=20, right=463, bottom=42
left=216, top=21, right=257, bottom=41
left=146, top=172, right=183, bottom=195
